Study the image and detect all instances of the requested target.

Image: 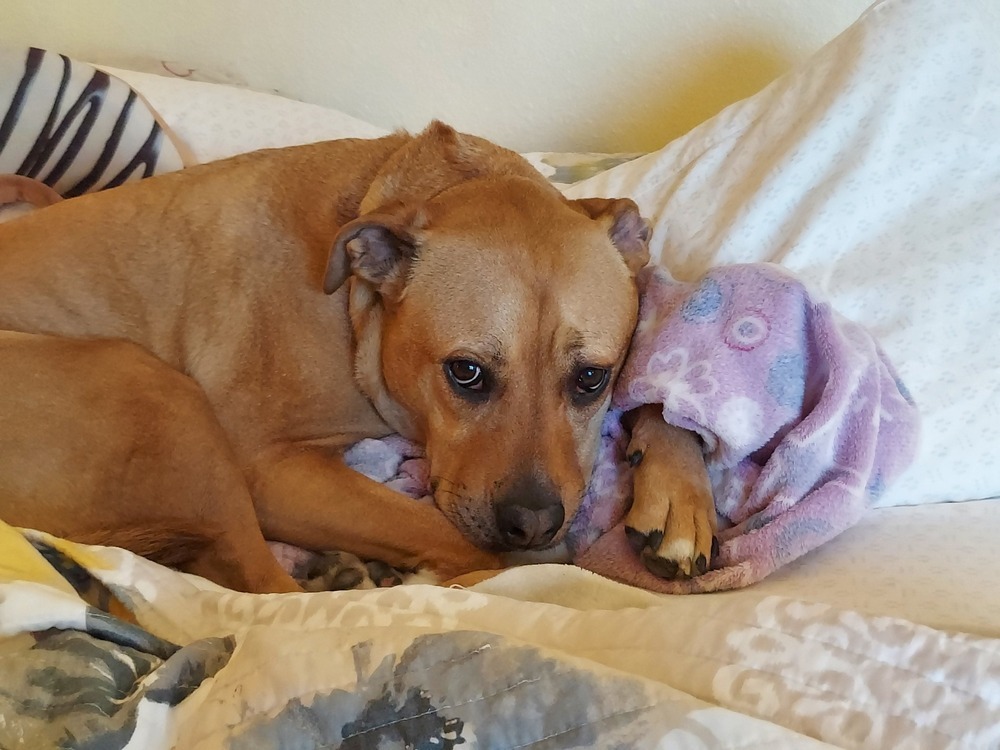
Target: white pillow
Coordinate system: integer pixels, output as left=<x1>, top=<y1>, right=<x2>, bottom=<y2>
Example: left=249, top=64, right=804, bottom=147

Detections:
left=97, top=65, right=389, bottom=165
left=565, top=0, right=1000, bottom=507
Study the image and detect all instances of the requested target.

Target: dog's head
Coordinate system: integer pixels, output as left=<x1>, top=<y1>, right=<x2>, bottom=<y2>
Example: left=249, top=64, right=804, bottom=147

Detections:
left=326, top=125, right=649, bottom=553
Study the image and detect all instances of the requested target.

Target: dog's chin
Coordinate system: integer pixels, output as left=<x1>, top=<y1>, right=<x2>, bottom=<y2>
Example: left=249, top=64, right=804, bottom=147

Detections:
left=504, top=541, right=573, bottom=565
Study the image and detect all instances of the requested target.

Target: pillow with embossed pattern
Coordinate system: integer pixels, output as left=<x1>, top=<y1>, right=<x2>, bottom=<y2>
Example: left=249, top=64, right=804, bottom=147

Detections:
left=565, top=0, right=1000, bottom=507
left=98, top=63, right=389, bottom=165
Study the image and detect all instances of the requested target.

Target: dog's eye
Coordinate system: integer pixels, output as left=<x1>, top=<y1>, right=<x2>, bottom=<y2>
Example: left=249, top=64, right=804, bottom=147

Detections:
left=575, top=366, right=609, bottom=396
left=446, top=359, right=486, bottom=391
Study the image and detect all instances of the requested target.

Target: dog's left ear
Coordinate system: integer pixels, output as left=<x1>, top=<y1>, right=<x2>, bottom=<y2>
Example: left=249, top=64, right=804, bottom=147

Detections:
left=571, top=197, right=651, bottom=274
left=324, top=207, right=425, bottom=297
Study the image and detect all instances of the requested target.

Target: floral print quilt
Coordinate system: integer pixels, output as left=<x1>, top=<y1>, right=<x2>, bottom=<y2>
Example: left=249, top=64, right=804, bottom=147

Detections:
left=2, top=523, right=998, bottom=750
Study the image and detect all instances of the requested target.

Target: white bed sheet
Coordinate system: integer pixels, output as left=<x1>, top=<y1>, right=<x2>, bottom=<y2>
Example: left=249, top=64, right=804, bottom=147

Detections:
left=472, top=497, right=1000, bottom=638
left=564, top=0, right=1000, bottom=510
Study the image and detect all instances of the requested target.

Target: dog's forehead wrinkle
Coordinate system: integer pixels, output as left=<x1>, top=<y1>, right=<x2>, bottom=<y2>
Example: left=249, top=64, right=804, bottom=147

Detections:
left=450, top=333, right=507, bottom=367
left=563, top=331, right=616, bottom=366
left=409, top=256, right=533, bottom=360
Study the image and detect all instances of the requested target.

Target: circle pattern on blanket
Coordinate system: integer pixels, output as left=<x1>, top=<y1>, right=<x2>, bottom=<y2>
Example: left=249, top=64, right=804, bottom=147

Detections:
left=725, top=313, right=770, bottom=351
left=681, top=278, right=723, bottom=322
left=766, top=353, right=806, bottom=409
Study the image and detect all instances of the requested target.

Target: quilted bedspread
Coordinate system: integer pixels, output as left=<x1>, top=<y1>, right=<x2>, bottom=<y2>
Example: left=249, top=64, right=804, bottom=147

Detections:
left=2, top=522, right=999, bottom=750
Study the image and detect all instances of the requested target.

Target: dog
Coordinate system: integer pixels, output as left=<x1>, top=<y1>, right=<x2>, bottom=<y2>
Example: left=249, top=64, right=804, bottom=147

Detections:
left=0, top=122, right=716, bottom=593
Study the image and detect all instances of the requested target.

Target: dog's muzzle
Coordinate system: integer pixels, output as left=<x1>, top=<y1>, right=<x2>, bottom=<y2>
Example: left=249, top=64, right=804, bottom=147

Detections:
left=493, top=474, right=565, bottom=551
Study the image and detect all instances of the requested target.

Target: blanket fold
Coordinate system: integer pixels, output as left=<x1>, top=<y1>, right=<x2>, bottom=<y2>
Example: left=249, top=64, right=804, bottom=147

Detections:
left=571, top=263, right=919, bottom=592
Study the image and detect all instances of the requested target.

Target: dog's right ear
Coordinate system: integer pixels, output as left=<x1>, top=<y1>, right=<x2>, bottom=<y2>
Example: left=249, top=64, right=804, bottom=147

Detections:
left=570, top=197, right=651, bottom=274
left=324, top=208, right=424, bottom=297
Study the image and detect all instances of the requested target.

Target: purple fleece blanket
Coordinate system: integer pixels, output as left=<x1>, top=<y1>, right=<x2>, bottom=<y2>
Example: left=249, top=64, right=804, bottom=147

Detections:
left=314, top=263, right=920, bottom=593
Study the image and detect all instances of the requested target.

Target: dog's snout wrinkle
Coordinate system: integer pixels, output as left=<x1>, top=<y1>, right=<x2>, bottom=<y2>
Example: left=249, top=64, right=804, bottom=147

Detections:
left=494, top=474, right=564, bottom=550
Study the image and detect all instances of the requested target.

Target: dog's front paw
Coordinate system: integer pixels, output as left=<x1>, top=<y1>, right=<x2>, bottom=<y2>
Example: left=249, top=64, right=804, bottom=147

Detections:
left=623, top=408, right=717, bottom=580
left=625, top=496, right=717, bottom=580
left=292, top=551, right=406, bottom=591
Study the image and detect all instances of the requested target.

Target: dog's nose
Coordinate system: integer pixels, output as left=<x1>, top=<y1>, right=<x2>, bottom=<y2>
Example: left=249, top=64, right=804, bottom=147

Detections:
left=496, top=502, right=564, bottom=549
left=494, top=475, right=565, bottom=550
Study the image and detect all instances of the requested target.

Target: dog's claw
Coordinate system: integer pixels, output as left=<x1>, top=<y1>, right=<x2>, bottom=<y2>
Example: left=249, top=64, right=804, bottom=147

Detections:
left=625, top=526, right=646, bottom=555
left=642, top=552, right=681, bottom=579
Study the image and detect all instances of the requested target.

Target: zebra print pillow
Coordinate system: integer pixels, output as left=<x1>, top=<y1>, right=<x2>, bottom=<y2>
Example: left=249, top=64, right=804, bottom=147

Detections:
left=0, top=46, right=185, bottom=198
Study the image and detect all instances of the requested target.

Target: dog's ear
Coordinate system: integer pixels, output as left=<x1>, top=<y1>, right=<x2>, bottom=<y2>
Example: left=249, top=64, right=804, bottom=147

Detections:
left=570, top=197, right=651, bottom=274
left=325, top=207, right=424, bottom=297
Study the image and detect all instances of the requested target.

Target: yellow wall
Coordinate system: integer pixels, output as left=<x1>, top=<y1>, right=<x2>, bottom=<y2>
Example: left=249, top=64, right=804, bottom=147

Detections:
left=0, top=0, right=873, bottom=152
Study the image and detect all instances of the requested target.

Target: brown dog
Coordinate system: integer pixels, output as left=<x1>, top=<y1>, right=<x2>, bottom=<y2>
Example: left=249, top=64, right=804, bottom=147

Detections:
left=0, top=123, right=715, bottom=593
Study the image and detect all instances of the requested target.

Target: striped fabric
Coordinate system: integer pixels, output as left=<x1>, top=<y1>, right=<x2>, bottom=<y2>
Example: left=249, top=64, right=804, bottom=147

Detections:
left=0, top=46, right=184, bottom=197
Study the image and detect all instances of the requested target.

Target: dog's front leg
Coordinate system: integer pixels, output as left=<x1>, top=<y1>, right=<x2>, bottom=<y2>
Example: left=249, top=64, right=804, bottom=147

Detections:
left=248, top=445, right=504, bottom=581
left=623, top=405, right=717, bottom=579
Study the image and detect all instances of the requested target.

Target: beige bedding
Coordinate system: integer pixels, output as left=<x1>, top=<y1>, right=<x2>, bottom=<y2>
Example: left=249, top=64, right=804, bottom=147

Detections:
left=476, top=498, right=1000, bottom=638
left=3, top=512, right=999, bottom=749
